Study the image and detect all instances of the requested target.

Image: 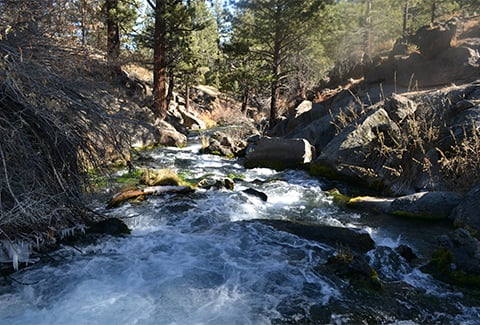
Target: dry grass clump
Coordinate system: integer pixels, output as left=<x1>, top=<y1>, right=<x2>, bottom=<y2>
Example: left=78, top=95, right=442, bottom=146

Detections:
left=438, top=124, right=480, bottom=193
left=197, top=95, right=254, bottom=129
left=364, top=100, right=442, bottom=193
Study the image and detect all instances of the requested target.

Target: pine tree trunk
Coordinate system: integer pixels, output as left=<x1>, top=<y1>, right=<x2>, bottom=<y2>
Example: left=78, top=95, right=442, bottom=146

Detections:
left=185, top=79, right=190, bottom=112
left=431, top=0, right=437, bottom=24
left=105, top=0, right=121, bottom=73
left=167, top=71, right=174, bottom=108
left=402, top=0, right=409, bottom=37
left=153, top=0, right=168, bottom=120
left=241, top=86, right=249, bottom=113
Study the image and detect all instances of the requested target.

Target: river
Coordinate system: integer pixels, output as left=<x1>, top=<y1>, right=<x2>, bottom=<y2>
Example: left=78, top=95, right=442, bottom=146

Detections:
left=0, top=134, right=479, bottom=324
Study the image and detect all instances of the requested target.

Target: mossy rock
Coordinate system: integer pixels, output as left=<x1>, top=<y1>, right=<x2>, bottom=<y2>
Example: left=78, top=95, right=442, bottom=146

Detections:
left=140, top=168, right=181, bottom=186
left=422, top=248, right=480, bottom=289
left=309, top=163, right=339, bottom=179
left=387, top=191, right=461, bottom=220
left=326, top=252, right=382, bottom=292
left=327, top=188, right=351, bottom=206
left=347, top=196, right=393, bottom=213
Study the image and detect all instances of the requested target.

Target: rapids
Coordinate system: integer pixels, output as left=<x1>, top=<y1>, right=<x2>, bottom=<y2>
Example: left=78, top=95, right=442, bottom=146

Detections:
left=0, top=134, right=479, bottom=324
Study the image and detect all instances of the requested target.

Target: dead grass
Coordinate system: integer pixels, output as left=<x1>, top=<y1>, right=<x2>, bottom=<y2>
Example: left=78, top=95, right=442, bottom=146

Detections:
left=364, top=99, right=442, bottom=194
left=438, top=123, right=480, bottom=193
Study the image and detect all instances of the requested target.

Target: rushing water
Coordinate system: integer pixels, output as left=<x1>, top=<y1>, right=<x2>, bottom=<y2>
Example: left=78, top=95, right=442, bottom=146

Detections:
left=0, top=134, right=479, bottom=324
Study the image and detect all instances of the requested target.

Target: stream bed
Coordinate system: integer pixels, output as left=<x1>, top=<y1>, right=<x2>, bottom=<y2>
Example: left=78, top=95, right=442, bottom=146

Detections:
left=0, top=135, right=479, bottom=324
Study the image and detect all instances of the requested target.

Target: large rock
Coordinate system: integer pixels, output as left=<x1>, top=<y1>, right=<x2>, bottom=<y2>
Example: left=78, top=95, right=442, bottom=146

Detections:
left=388, top=191, right=461, bottom=220
left=199, top=131, right=247, bottom=158
left=155, top=120, right=187, bottom=147
left=258, top=219, right=375, bottom=254
left=449, top=186, right=480, bottom=232
left=178, top=105, right=206, bottom=130
left=245, top=137, right=315, bottom=170
left=318, top=108, right=400, bottom=163
left=412, top=23, right=456, bottom=59
left=383, top=93, right=417, bottom=124
left=312, top=109, right=400, bottom=188
left=287, top=113, right=336, bottom=152
left=368, top=47, right=480, bottom=87
left=422, top=228, right=480, bottom=287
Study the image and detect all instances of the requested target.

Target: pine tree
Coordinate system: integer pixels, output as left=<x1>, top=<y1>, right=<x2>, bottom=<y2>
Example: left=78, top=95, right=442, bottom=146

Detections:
left=233, top=0, right=327, bottom=127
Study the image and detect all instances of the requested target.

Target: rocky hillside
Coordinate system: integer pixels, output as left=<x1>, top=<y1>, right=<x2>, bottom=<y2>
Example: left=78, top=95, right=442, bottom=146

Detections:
left=240, top=17, right=480, bottom=286
left=261, top=16, right=480, bottom=196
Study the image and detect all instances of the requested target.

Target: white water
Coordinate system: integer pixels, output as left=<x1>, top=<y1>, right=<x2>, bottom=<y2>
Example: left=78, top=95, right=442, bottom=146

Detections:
left=0, top=140, right=479, bottom=324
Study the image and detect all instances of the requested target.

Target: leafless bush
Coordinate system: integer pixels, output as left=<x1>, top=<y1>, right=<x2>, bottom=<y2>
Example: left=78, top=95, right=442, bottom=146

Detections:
left=0, top=38, right=131, bottom=248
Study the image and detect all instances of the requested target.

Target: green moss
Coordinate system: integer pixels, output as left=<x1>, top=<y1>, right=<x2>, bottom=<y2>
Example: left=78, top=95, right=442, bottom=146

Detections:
left=328, top=189, right=351, bottom=206
left=115, top=169, right=144, bottom=185
left=309, top=163, right=338, bottom=178
left=141, top=168, right=182, bottom=186
left=227, top=173, right=245, bottom=180
left=390, top=210, right=445, bottom=220
left=88, top=173, right=109, bottom=188
left=423, top=248, right=480, bottom=289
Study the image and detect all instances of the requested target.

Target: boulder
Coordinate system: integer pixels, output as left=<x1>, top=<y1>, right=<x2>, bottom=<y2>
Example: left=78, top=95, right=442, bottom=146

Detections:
left=395, top=244, right=417, bottom=262
left=347, top=196, right=394, bottom=213
left=242, top=188, right=268, bottom=201
left=199, top=131, right=247, bottom=158
left=412, top=23, right=456, bottom=59
left=288, top=114, right=337, bottom=152
left=87, top=218, right=131, bottom=235
left=449, top=186, right=480, bottom=232
left=422, top=228, right=480, bottom=287
left=292, top=100, right=313, bottom=118
left=437, top=228, right=480, bottom=274
left=178, top=106, right=206, bottom=130
left=445, top=104, right=480, bottom=147
left=259, top=219, right=375, bottom=254
left=312, top=109, right=400, bottom=188
left=129, top=119, right=187, bottom=148
left=140, top=168, right=181, bottom=186
left=244, top=137, right=315, bottom=170
left=317, top=108, right=400, bottom=165
left=155, top=120, right=187, bottom=147
left=388, top=191, right=461, bottom=220
left=367, top=46, right=480, bottom=88
left=325, top=251, right=382, bottom=291
left=200, top=137, right=234, bottom=157
left=383, top=93, right=417, bottom=124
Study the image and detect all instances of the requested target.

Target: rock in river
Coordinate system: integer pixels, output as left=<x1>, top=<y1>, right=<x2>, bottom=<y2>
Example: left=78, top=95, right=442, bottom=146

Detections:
left=257, top=219, right=375, bottom=254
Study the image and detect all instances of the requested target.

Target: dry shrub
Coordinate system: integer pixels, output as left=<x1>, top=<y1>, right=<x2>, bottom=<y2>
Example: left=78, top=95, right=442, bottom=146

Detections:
left=0, top=38, right=131, bottom=252
left=438, top=124, right=480, bottom=193
left=365, top=100, right=442, bottom=194
left=197, top=95, right=254, bottom=129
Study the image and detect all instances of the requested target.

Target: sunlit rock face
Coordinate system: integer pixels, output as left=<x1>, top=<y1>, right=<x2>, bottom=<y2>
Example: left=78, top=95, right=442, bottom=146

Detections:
left=244, top=136, right=315, bottom=170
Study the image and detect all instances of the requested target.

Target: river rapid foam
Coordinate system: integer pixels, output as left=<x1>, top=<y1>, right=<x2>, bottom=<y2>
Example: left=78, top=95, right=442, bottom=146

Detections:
left=0, top=138, right=478, bottom=324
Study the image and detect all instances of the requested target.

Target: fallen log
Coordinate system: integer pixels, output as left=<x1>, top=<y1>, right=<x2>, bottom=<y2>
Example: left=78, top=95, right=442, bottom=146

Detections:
left=107, top=186, right=194, bottom=209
